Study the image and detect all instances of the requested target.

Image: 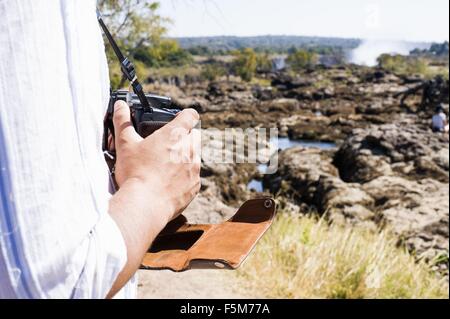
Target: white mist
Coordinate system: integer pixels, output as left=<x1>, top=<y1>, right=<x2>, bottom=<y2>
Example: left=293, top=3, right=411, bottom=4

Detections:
left=350, top=39, right=416, bottom=66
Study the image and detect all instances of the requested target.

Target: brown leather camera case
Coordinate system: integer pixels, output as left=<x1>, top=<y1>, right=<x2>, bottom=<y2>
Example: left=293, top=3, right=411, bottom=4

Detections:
left=141, top=198, right=276, bottom=272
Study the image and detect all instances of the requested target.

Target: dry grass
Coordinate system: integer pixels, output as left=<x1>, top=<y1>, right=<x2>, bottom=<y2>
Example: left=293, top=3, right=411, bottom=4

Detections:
left=237, top=213, right=449, bottom=299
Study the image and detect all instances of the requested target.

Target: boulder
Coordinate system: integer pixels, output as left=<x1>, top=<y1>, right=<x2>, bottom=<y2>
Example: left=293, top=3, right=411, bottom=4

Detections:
left=334, top=123, right=449, bottom=183
left=263, top=147, right=338, bottom=203
left=271, top=74, right=313, bottom=90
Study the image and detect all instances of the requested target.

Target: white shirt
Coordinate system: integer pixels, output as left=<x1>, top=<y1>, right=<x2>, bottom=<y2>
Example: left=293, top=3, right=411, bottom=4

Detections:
left=432, top=112, right=447, bottom=131
left=0, top=0, right=135, bottom=299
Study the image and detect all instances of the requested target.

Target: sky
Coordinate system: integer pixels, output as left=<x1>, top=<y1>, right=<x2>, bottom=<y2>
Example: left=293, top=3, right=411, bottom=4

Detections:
left=159, top=0, right=449, bottom=42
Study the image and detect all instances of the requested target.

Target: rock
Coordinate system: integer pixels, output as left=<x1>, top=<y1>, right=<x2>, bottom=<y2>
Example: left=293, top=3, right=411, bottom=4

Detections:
left=402, top=74, right=426, bottom=84
left=252, top=86, right=275, bottom=101
left=184, top=179, right=236, bottom=224
left=207, top=81, right=246, bottom=97
left=308, top=84, right=336, bottom=101
left=314, top=176, right=377, bottom=228
left=432, top=148, right=450, bottom=171
left=334, top=123, right=449, bottom=183
left=173, top=97, right=209, bottom=113
left=259, top=98, right=300, bottom=113
left=271, top=74, right=313, bottom=90
left=229, top=90, right=256, bottom=102
left=413, top=156, right=449, bottom=183
left=265, top=131, right=449, bottom=274
left=263, top=147, right=338, bottom=203
left=356, top=101, right=385, bottom=115
left=363, top=176, right=449, bottom=268
left=286, top=115, right=345, bottom=141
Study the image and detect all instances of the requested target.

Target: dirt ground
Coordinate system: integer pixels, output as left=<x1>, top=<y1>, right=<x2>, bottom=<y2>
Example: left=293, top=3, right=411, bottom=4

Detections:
left=137, top=270, right=253, bottom=299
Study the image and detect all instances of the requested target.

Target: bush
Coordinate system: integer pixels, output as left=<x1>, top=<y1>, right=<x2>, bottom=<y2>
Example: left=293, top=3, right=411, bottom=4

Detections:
left=256, top=53, right=272, bottom=72
left=287, top=49, right=318, bottom=70
left=134, top=39, right=192, bottom=68
left=237, top=213, right=448, bottom=299
left=232, top=48, right=258, bottom=82
left=377, top=54, right=429, bottom=76
left=201, top=64, right=227, bottom=82
left=188, top=46, right=213, bottom=56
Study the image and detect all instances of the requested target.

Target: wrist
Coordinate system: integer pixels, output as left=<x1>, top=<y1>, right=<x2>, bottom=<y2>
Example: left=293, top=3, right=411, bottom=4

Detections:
left=120, top=177, right=173, bottom=228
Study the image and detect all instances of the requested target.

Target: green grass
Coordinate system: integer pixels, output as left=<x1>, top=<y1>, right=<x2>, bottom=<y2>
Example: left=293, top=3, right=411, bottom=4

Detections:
left=237, top=213, right=449, bottom=299
left=250, top=77, right=272, bottom=87
left=145, top=65, right=202, bottom=79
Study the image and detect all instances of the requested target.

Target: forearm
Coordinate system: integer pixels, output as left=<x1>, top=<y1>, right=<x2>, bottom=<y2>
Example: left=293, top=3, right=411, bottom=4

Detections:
left=106, top=178, right=170, bottom=298
left=105, top=105, right=200, bottom=298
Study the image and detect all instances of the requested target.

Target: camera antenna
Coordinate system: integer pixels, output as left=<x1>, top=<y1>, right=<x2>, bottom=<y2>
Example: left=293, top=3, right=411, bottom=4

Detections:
left=96, top=9, right=151, bottom=111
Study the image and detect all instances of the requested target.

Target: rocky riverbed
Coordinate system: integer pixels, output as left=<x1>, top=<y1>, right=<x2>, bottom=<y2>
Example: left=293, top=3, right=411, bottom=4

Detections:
left=145, top=65, right=449, bottom=276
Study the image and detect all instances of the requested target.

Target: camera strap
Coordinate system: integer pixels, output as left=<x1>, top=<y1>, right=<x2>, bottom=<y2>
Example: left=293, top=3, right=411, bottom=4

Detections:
left=96, top=9, right=151, bottom=111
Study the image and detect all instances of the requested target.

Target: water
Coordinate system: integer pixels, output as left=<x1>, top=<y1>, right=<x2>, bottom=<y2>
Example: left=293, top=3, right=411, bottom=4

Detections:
left=247, top=138, right=337, bottom=192
left=273, top=137, right=336, bottom=151
left=247, top=179, right=264, bottom=193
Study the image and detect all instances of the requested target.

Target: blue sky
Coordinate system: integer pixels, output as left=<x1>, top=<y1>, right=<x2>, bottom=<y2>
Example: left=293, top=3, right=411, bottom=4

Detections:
left=159, top=0, right=449, bottom=42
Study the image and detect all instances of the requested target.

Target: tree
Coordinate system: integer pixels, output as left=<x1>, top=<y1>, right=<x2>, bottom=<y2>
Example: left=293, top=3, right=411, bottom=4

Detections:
left=287, top=49, right=318, bottom=70
left=232, top=48, right=258, bottom=82
left=256, top=53, right=272, bottom=73
left=98, top=1, right=191, bottom=87
left=201, top=64, right=226, bottom=82
left=98, top=1, right=169, bottom=53
left=377, top=54, right=405, bottom=72
left=377, top=54, right=429, bottom=77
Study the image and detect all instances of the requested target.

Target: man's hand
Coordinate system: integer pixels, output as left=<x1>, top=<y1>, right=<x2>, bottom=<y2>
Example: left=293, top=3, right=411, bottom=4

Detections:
left=113, top=100, right=201, bottom=222
left=107, top=101, right=201, bottom=298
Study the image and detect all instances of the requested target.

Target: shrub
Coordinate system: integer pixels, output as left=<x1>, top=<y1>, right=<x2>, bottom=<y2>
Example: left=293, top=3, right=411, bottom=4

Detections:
left=287, top=49, right=318, bottom=70
left=201, top=64, right=227, bottom=82
left=232, top=48, right=258, bottom=82
left=377, top=54, right=430, bottom=77
left=134, top=39, right=192, bottom=68
left=256, top=53, right=272, bottom=72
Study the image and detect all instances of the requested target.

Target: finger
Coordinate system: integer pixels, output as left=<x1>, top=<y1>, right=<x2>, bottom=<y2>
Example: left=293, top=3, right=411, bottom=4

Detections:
left=164, top=109, right=200, bottom=134
left=181, top=129, right=202, bottom=164
left=169, top=129, right=201, bottom=164
left=191, top=129, right=202, bottom=164
left=113, top=101, right=140, bottom=144
left=108, top=134, right=115, bottom=151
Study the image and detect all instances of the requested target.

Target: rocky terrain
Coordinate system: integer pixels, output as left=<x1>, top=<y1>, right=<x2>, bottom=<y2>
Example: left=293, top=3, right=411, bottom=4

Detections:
left=145, top=65, right=449, bottom=276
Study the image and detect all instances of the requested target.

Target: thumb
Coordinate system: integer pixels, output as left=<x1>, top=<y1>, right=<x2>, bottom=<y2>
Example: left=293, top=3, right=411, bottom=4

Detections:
left=113, top=100, right=141, bottom=145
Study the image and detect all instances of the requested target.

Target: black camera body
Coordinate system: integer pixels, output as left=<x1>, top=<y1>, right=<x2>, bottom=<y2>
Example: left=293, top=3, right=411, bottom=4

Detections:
left=105, top=90, right=180, bottom=140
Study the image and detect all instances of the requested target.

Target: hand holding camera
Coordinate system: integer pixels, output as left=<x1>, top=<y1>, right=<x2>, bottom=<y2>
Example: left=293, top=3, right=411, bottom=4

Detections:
left=112, top=100, right=201, bottom=222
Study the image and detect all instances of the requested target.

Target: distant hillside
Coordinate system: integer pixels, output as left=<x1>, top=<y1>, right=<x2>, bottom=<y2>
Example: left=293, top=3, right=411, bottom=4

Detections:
left=173, top=35, right=361, bottom=53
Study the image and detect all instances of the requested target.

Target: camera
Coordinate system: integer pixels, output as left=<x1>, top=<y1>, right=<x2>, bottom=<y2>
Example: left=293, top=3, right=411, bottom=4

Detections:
left=98, top=10, right=181, bottom=160
left=103, top=90, right=181, bottom=152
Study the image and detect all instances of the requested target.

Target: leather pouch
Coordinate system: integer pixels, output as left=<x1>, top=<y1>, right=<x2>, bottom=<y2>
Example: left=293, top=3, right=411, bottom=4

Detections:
left=141, top=197, right=276, bottom=272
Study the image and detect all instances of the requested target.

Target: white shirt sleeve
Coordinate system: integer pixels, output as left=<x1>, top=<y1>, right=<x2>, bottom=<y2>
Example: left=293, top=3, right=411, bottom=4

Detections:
left=0, top=0, right=133, bottom=299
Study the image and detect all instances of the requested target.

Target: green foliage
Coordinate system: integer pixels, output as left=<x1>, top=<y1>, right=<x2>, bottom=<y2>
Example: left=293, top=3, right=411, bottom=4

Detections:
left=177, top=36, right=360, bottom=54
left=187, top=46, right=213, bottom=56
left=411, top=42, right=449, bottom=57
left=134, top=39, right=192, bottom=68
left=287, top=49, right=318, bottom=70
left=98, top=1, right=169, bottom=54
left=377, top=54, right=430, bottom=76
left=232, top=48, right=258, bottom=82
left=201, top=64, right=227, bottom=81
left=429, top=42, right=449, bottom=56
left=256, top=53, right=272, bottom=72
left=98, top=0, right=191, bottom=88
